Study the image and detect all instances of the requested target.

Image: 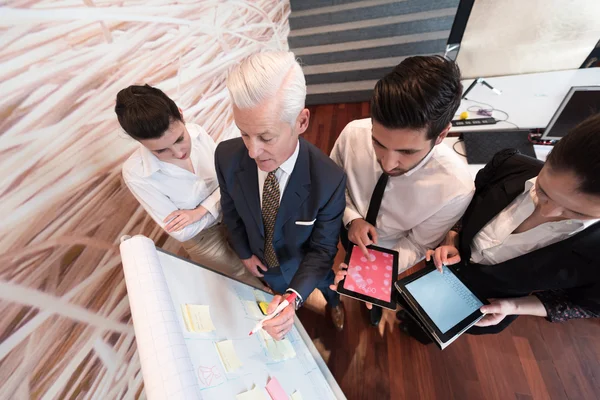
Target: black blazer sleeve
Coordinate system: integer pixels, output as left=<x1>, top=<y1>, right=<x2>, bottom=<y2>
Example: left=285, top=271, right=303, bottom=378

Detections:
left=289, top=174, right=347, bottom=300
left=460, top=149, right=600, bottom=326
left=215, top=144, right=252, bottom=260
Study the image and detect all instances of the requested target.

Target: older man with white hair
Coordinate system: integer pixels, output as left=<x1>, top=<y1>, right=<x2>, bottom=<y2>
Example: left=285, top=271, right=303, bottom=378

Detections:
left=215, top=51, right=347, bottom=338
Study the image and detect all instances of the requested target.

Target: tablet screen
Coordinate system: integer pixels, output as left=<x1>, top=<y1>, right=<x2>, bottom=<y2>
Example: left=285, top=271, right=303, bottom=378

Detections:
left=344, top=247, right=395, bottom=303
left=404, top=266, right=483, bottom=333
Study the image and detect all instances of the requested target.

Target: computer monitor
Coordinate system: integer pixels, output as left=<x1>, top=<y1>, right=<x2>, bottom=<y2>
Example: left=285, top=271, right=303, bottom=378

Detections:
left=541, top=86, right=600, bottom=141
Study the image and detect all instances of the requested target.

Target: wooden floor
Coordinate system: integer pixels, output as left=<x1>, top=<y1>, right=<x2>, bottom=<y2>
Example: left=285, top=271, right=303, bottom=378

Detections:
left=297, top=102, right=600, bottom=400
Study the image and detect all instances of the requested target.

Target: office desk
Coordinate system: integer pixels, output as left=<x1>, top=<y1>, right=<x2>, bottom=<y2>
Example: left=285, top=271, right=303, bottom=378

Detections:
left=443, top=137, right=552, bottom=179
left=445, top=68, right=598, bottom=176
left=450, top=68, right=600, bottom=134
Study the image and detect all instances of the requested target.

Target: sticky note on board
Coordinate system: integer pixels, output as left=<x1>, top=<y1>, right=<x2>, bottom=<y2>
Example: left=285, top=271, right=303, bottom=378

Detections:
left=215, top=340, right=243, bottom=372
left=265, top=377, right=288, bottom=400
left=236, top=385, right=269, bottom=400
left=245, top=300, right=264, bottom=319
left=278, top=339, right=296, bottom=359
left=290, top=391, right=303, bottom=400
left=258, top=301, right=269, bottom=315
left=259, top=330, right=296, bottom=361
left=254, top=290, right=267, bottom=303
left=181, top=304, right=215, bottom=332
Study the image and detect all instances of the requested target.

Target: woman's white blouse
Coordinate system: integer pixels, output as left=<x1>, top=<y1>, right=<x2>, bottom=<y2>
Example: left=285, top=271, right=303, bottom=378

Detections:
left=122, top=123, right=221, bottom=242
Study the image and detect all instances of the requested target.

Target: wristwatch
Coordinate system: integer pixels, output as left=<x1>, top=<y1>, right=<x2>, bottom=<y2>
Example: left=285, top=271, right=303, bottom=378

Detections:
left=286, top=289, right=303, bottom=310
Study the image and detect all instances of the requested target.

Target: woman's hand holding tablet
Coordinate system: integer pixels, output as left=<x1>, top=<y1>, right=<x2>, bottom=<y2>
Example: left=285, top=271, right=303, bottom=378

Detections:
left=395, top=261, right=490, bottom=349
left=425, top=245, right=462, bottom=272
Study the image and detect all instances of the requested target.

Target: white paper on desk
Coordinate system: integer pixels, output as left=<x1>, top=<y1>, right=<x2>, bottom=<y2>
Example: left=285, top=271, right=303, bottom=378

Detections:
left=120, top=235, right=202, bottom=400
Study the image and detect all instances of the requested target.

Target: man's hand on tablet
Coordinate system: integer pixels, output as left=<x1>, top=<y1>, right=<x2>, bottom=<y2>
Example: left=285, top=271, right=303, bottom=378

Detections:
left=348, top=218, right=378, bottom=257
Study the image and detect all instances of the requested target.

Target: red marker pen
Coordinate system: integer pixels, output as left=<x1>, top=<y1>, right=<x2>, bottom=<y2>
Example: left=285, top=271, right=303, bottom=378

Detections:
left=249, top=292, right=297, bottom=336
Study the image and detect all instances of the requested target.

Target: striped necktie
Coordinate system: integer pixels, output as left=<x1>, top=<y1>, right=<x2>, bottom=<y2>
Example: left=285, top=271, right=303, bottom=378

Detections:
left=262, top=170, right=280, bottom=268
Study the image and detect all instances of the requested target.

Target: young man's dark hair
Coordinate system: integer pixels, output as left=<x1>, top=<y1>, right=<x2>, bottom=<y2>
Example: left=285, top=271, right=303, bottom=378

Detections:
left=546, top=113, right=600, bottom=196
left=370, top=55, right=462, bottom=141
left=115, top=84, right=183, bottom=140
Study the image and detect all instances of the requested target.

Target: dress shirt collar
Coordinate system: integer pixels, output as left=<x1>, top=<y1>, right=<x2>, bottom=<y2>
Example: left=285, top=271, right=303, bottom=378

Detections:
left=140, top=146, right=161, bottom=177
left=277, top=139, right=300, bottom=176
left=139, top=123, right=200, bottom=177
left=524, top=177, right=536, bottom=193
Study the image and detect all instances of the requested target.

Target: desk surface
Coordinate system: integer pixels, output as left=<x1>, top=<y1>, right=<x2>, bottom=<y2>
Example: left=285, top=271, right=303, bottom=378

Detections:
left=120, top=235, right=345, bottom=400
left=443, top=137, right=551, bottom=179
left=451, top=68, right=600, bottom=133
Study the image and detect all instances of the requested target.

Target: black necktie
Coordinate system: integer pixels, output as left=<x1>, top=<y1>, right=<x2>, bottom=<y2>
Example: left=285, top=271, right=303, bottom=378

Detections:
left=365, top=173, right=389, bottom=227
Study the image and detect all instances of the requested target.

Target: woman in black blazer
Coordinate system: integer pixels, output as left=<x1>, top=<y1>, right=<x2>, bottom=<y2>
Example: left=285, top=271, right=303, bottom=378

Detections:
left=414, top=113, right=600, bottom=337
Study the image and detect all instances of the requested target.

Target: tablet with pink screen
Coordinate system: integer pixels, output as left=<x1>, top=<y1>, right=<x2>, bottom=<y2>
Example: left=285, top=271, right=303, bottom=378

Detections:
left=336, top=244, right=399, bottom=309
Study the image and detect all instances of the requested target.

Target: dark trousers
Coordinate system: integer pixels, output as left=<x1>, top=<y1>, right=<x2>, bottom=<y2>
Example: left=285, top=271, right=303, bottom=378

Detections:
left=262, top=267, right=340, bottom=307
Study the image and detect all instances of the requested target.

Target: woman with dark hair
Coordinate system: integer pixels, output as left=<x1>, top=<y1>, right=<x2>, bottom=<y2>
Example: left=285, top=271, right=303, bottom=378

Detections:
left=116, top=84, right=260, bottom=287
left=398, top=113, right=600, bottom=340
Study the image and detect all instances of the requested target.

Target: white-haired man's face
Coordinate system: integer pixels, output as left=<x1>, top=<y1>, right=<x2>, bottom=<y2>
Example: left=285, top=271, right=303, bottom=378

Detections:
left=234, top=98, right=309, bottom=172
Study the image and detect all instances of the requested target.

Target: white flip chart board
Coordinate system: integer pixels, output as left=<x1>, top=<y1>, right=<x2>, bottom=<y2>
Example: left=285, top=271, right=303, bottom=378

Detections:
left=120, top=235, right=345, bottom=400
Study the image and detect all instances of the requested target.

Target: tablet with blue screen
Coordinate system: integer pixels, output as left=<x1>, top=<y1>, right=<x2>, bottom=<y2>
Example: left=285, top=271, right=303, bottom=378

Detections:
left=395, top=261, right=489, bottom=349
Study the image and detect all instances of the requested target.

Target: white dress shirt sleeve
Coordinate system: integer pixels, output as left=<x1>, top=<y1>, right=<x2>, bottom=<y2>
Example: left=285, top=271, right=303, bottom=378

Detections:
left=342, top=199, right=364, bottom=227
left=123, top=175, right=214, bottom=242
left=330, top=128, right=364, bottom=226
left=393, top=190, right=474, bottom=271
left=200, top=187, right=221, bottom=219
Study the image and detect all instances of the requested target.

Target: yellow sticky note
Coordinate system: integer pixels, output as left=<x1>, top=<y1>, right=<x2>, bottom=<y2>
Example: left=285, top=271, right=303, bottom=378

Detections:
left=245, top=301, right=264, bottom=319
left=265, top=338, right=282, bottom=360
left=258, top=301, right=269, bottom=315
left=277, top=338, right=296, bottom=359
left=290, top=391, right=303, bottom=400
left=215, top=340, right=243, bottom=372
left=259, top=330, right=296, bottom=361
left=181, top=304, right=215, bottom=332
left=236, top=386, right=269, bottom=400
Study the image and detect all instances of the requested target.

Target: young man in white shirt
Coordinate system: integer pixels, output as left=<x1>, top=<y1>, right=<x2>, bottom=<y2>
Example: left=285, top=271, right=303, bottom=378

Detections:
left=330, top=56, right=475, bottom=326
left=117, top=84, right=259, bottom=287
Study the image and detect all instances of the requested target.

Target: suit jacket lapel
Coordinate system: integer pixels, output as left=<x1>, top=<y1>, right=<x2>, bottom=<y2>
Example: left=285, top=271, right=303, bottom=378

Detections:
left=274, top=139, right=311, bottom=244
left=236, top=153, right=264, bottom=237
left=462, top=179, right=526, bottom=254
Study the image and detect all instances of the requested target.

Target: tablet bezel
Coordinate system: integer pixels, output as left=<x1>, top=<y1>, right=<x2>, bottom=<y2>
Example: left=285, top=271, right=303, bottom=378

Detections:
left=336, top=244, right=399, bottom=310
left=395, top=261, right=489, bottom=343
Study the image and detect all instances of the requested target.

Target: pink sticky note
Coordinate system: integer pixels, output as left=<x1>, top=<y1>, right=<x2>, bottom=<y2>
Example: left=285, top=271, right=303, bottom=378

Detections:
left=265, top=377, right=287, bottom=400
